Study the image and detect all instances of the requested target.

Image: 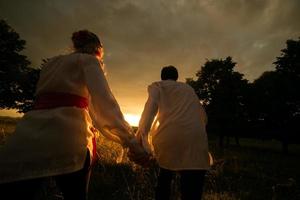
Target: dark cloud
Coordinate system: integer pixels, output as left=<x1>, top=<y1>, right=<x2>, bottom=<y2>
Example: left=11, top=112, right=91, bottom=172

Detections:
left=0, top=0, right=299, bottom=115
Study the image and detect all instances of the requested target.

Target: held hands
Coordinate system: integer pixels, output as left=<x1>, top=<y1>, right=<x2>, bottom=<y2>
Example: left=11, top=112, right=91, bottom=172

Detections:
left=127, top=138, right=153, bottom=167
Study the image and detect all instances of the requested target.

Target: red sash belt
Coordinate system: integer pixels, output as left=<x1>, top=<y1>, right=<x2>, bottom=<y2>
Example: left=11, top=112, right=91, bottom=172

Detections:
left=34, top=92, right=88, bottom=110
left=33, top=92, right=97, bottom=161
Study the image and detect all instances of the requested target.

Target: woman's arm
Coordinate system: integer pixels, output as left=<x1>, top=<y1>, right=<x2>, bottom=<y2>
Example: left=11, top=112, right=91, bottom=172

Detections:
left=81, top=54, right=133, bottom=146
left=81, top=54, right=148, bottom=164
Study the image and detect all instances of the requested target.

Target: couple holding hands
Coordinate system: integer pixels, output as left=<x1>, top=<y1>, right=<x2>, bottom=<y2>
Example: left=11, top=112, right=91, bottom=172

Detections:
left=0, top=30, right=209, bottom=200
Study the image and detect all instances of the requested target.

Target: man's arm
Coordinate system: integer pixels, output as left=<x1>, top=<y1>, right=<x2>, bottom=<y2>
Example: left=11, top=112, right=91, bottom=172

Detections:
left=136, top=84, right=159, bottom=153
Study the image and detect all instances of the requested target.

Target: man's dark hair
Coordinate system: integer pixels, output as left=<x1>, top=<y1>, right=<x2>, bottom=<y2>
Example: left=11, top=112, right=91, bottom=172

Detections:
left=161, top=66, right=178, bottom=81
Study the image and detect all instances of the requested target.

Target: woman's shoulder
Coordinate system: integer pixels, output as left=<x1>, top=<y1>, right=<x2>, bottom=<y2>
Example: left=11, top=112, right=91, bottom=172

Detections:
left=45, top=53, right=97, bottom=62
left=72, top=52, right=96, bottom=60
left=72, top=53, right=100, bottom=67
left=40, top=55, right=64, bottom=69
left=44, top=53, right=76, bottom=65
left=45, top=54, right=64, bottom=63
left=52, top=52, right=96, bottom=62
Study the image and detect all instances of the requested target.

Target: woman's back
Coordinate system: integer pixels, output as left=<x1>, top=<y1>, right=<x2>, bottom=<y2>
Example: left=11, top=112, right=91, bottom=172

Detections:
left=36, top=53, right=89, bottom=98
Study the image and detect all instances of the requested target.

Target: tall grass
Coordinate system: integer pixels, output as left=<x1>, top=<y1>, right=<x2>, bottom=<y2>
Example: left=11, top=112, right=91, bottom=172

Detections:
left=1, top=120, right=300, bottom=199
left=0, top=117, right=18, bottom=145
left=87, top=136, right=300, bottom=200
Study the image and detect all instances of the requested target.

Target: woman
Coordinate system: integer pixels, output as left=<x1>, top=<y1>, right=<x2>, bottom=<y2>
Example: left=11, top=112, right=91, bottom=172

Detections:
left=0, top=30, right=148, bottom=199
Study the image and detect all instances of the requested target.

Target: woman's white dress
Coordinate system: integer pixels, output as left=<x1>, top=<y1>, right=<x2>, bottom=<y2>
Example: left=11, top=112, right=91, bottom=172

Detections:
left=0, top=53, right=134, bottom=183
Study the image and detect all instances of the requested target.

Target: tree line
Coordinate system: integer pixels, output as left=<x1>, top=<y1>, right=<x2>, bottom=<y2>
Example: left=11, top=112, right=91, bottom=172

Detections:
left=0, top=20, right=39, bottom=112
left=187, top=39, right=300, bottom=153
left=1, top=20, right=299, bottom=153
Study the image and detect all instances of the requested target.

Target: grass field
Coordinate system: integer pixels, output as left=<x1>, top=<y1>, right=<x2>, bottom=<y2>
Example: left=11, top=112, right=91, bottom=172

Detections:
left=1, top=118, right=300, bottom=200
left=87, top=137, right=300, bottom=200
left=0, top=117, right=18, bottom=145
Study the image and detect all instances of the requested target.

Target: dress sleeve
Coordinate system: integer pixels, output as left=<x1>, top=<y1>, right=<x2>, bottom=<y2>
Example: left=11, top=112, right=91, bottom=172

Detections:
left=81, top=54, right=134, bottom=147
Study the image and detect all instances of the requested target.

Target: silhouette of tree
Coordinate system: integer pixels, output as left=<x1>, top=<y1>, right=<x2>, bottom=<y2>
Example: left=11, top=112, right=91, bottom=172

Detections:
left=275, top=38, right=300, bottom=75
left=187, top=57, right=249, bottom=147
left=252, top=72, right=287, bottom=131
left=274, top=38, right=300, bottom=120
left=0, top=19, right=40, bottom=112
left=18, top=67, right=40, bottom=112
left=252, top=38, right=300, bottom=153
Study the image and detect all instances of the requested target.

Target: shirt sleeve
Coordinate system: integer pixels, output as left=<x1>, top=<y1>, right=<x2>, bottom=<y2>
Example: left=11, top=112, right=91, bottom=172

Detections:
left=81, top=54, right=134, bottom=147
left=137, top=84, right=159, bottom=152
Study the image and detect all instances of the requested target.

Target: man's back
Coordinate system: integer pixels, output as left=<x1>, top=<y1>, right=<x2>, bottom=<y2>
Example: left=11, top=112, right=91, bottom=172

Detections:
left=140, top=80, right=209, bottom=170
left=138, top=66, right=209, bottom=199
left=151, top=80, right=206, bottom=129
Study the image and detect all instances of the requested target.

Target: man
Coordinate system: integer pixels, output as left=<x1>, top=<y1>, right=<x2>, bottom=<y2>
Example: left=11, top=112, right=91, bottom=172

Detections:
left=137, top=66, right=210, bottom=200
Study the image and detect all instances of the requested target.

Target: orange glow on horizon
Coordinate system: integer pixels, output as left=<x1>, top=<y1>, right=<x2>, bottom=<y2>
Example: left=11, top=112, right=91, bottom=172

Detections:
left=124, top=113, right=141, bottom=127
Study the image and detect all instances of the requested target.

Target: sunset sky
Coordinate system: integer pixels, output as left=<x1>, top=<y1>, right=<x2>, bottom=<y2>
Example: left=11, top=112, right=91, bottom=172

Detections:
left=0, top=0, right=299, bottom=126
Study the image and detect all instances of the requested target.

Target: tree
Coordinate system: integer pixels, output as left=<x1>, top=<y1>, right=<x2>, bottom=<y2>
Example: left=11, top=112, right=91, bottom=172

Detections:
left=274, top=38, right=300, bottom=119
left=187, top=57, right=249, bottom=147
left=18, top=67, right=40, bottom=112
left=0, top=19, right=39, bottom=112
left=252, top=38, right=300, bottom=153
left=275, top=38, right=300, bottom=76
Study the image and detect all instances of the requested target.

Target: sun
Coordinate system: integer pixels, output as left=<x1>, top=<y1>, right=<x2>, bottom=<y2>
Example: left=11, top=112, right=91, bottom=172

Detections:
left=124, top=113, right=140, bottom=127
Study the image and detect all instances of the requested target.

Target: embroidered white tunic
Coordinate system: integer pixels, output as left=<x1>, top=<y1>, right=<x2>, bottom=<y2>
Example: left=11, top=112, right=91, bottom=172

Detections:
left=138, top=80, right=210, bottom=170
left=0, top=53, right=135, bottom=183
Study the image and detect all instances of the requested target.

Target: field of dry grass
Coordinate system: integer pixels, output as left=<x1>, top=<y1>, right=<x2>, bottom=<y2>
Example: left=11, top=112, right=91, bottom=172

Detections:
left=1, top=118, right=300, bottom=200
left=88, top=136, right=300, bottom=200
left=0, top=117, right=18, bottom=145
